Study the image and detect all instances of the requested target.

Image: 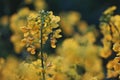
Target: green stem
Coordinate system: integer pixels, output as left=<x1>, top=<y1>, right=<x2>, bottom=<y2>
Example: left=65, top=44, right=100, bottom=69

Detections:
left=40, top=11, right=46, bottom=80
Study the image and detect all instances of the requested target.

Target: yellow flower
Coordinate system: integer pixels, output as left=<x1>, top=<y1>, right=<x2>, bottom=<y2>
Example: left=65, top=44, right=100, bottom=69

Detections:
left=103, top=6, right=117, bottom=15
left=107, top=57, right=120, bottom=78
left=113, top=41, right=120, bottom=52
left=107, top=70, right=118, bottom=78
left=100, top=48, right=112, bottom=58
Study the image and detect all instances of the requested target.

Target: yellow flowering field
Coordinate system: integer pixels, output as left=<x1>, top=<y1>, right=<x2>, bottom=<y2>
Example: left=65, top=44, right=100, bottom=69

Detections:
left=0, top=0, right=120, bottom=80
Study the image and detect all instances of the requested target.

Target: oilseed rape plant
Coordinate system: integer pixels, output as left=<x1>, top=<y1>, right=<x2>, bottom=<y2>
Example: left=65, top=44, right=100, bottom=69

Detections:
left=100, top=6, right=120, bottom=79
left=20, top=10, right=61, bottom=80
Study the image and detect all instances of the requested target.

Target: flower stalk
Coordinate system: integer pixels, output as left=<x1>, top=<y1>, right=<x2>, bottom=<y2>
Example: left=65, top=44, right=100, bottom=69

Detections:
left=20, top=9, right=61, bottom=80
left=40, top=24, right=45, bottom=80
left=40, top=10, right=46, bottom=80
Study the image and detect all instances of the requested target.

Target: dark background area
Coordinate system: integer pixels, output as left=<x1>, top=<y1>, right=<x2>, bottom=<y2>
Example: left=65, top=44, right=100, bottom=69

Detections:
left=0, top=0, right=120, bottom=24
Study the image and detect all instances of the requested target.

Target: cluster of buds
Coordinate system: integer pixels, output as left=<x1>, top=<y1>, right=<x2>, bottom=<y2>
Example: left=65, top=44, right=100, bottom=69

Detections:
left=21, top=10, right=62, bottom=54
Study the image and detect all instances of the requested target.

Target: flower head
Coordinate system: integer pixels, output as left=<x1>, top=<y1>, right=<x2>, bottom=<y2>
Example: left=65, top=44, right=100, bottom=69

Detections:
left=21, top=10, right=61, bottom=54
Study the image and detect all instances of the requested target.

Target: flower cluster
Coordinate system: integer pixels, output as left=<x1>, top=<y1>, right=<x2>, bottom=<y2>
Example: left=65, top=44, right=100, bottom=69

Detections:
left=99, top=23, right=112, bottom=58
left=10, top=0, right=48, bottom=53
left=107, top=57, right=120, bottom=78
left=99, top=6, right=117, bottom=58
left=21, top=10, right=62, bottom=54
left=100, top=6, right=120, bottom=78
left=54, top=38, right=104, bottom=80
left=0, top=57, right=55, bottom=80
left=10, top=7, right=33, bottom=53
left=54, top=19, right=104, bottom=80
